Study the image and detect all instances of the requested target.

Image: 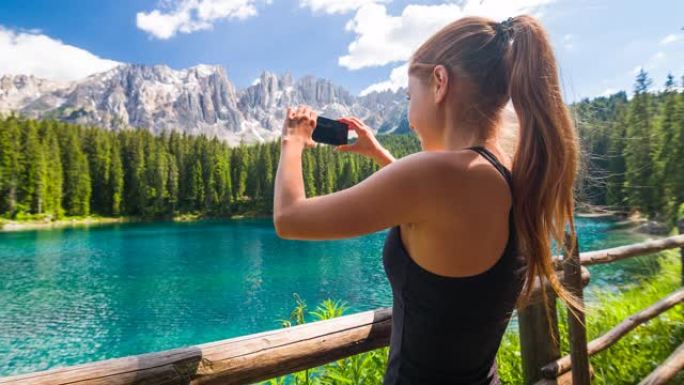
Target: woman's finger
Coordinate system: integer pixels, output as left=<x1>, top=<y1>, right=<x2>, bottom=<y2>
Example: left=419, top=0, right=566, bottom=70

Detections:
left=337, top=118, right=348, bottom=129
left=339, top=117, right=354, bottom=126
left=338, top=118, right=352, bottom=130
left=348, top=116, right=366, bottom=129
left=340, top=118, right=361, bottom=133
left=342, top=116, right=365, bottom=133
left=297, top=105, right=307, bottom=118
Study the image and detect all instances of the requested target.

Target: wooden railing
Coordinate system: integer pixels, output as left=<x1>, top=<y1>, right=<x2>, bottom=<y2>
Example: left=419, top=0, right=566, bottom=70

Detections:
left=524, top=225, right=684, bottom=385
left=1, top=225, right=683, bottom=385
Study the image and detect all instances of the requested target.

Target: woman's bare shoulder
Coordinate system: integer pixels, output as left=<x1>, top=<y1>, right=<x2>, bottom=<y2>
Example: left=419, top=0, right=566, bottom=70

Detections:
left=424, top=149, right=512, bottom=208
left=391, top=149, right=510, bottom=203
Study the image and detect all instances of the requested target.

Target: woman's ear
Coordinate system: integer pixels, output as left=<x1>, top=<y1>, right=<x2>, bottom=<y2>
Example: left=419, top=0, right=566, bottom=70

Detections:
left=432, top=65, right=450, bottom=105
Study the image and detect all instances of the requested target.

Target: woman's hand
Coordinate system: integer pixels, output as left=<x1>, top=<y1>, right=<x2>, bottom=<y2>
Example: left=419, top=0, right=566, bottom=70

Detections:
left=282, top=105, right=317, bottom=149
left=336, top=116, right=395, bottom=166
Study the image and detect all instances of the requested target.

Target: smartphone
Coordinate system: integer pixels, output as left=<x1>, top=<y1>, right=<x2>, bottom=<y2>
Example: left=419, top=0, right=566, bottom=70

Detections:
left=312, top=116, right=349, bottom=146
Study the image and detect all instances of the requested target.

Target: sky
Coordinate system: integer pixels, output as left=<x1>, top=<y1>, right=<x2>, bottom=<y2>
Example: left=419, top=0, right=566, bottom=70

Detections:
left=0, top=0, right=682, bottom=102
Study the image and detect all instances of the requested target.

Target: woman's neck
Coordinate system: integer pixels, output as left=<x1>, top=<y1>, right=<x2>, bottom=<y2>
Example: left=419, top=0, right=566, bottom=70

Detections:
left=442, top=121, right=498, bottom=151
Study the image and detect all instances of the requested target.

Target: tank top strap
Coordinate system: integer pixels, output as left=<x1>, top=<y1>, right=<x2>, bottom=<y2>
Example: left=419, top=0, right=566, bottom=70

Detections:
left=465, top=146, right=513, bottom=189
left=466, top=145, right=518, bottom=246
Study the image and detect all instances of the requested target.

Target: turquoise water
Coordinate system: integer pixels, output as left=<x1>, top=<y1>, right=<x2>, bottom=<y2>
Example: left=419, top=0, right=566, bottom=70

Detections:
left=0, top=216, right=648, bottom=377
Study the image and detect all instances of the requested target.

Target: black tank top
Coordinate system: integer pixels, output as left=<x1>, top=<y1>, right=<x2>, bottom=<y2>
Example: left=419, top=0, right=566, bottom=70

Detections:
left=382, top=146, right=528, bottom=385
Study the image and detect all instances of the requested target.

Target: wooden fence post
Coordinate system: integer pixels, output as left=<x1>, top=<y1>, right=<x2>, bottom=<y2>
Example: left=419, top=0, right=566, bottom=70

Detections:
left=518, top=279, right=561, bottom=384
left=562, top=231, right=591, bottom=385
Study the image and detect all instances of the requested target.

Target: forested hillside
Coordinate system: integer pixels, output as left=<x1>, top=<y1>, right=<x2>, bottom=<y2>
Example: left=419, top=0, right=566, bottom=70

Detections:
left=0, top=117, right=419, bottom=220
left=573, top=69, right=684, bottom=227
left=0, top=70, right=682, bottom=227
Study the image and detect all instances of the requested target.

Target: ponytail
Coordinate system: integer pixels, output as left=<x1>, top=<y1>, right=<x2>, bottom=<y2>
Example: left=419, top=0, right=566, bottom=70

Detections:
left=506, top=15, right=588, bottom=339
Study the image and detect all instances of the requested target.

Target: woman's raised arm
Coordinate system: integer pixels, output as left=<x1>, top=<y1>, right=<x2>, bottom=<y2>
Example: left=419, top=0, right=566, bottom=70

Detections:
left=274, top=147, right=452, bottom=240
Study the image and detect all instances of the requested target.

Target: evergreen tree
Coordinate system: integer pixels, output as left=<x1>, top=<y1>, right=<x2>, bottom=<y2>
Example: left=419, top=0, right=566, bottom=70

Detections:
left=231, top=145, right=249, bottom=201
left=43, top=122, right=64, bottom=218
left=201, top=138, right=219, bottom=212
left=338, top=160, right=354, bottom=189
left=252, top=143, right=274, bottom=202
left=19, top=121, right=47, bottom=214
left=245, top=145, right=260, bottom=199
left=606, top=101, right=628, bottom=208
left=167, top=150, right=180, bottom=214
left=83, top=128, right=112, bottom=215
left=122, top=131, right=147, bottom=215
left=0, top=117, right=22, bottom=216
left=190, top=159, right=204, bottom=210
left=109, top=138, right=124, bottom=216
left=624, top=69, right=656, bottom=216
left=302, top=150, right=317, bottom=197
left=666, top=74, right=684, bottom=223
left=62, top=129, right=91, bottom=216
left=651, top=74, right=679, bottom=222
left=144, top=137, right=170, bottom=216
left=213, top=146, right=232, bottom=214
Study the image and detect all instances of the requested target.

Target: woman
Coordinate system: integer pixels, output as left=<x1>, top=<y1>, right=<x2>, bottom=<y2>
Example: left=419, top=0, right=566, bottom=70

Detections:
left=274, top=14, right=585, bottom=384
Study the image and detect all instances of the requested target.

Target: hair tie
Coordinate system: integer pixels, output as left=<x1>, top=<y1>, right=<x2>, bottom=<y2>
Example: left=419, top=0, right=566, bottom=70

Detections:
left=495, top=17, right=514, bottom=38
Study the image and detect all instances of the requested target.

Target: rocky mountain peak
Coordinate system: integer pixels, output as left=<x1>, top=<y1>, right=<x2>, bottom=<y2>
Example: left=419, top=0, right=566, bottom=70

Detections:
left=0, top=64, right=410, bottom=147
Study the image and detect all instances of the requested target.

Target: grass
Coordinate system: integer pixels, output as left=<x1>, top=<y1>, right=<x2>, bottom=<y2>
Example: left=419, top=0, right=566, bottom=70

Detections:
left=0, top=212, right=128, bottom=230
left=258, top=247, right=684, bottom=385
left=574, top=250, right=683, bottom=385
left=0, top=205, right=270, bottom=231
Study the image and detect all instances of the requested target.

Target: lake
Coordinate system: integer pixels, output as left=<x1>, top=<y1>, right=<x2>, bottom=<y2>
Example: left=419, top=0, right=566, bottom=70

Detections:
left=0, top=216, right=652, bottom=377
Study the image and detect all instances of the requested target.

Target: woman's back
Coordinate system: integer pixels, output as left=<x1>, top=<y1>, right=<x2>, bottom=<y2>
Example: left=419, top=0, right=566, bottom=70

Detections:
left=382, top=146, right=528, bottom=384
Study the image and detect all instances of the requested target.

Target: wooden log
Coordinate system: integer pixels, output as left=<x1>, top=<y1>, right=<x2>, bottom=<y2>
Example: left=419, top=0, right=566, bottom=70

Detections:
left=551, top=234, right=684, bottom=270
left=0, top=308, right=393, bottom=385
left=518, top=282, right=561, bottom=385
left=561, top=232, right=590, bottom=385
left=541, top=287, right=684, bottom=378
left=637, top=340, right=684, bottom=385
left=533, top=364, right=594, bottom=385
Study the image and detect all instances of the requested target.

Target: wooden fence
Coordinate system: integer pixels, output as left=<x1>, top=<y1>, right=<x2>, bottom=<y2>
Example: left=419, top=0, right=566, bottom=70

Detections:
left=1, top=225, right=683, bottom=385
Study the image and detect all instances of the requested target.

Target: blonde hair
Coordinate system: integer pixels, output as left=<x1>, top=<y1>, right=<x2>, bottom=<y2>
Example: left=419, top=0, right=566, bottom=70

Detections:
left=408, top=14, right=586, bottom=337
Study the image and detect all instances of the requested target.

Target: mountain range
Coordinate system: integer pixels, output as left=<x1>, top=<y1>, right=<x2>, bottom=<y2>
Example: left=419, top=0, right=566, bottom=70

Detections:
left=0, top=64, right=410, bottom=147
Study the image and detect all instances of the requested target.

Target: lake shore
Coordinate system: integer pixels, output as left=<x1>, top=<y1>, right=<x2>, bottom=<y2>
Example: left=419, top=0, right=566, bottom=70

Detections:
left=0, top=211, right=271, bottom=232
left=1, top=203, right=673, bottom=235
left=574, top=202, right=628, bottom=219
left=575, top=203, right=677, bottom=236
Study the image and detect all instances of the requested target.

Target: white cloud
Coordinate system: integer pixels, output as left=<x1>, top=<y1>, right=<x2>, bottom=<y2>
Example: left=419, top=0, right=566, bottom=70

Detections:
left=299, top=0, right=391, bottom=15
left=340, top=3, right=454, bottom=71
left=359, top=62, right=407, bottom=96
left=600, top=88, right=618, bottom=97
left=632, top=51, right=666, bottom=75
left=0, top=26, right=121, bottom=81
left=659, top=33, right=683, bottom=45
left=351, top=0, right=556, bottom=94
left=650, top=51, right=666, bottom=64
left=137, top=0, right=270, bottom=39
left=563, top=33, right=575, bottom=51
